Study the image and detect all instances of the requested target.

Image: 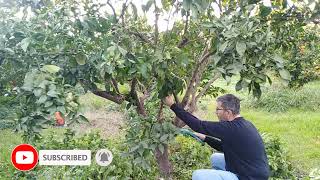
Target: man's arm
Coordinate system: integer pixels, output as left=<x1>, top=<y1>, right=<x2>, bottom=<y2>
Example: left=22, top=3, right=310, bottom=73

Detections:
left=194, top=132, right=223, bottom=152
left=204, top=136, right=223, bottom=152
left=163, top=95, right=226, bottom=139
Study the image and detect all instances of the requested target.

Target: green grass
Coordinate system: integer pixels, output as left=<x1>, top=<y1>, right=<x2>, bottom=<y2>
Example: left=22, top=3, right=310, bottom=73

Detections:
left=243, top=109, right=320, bottom=173
left=0, top=129, right=22, bottom=179
left=79, top=92, right=111, bottom=111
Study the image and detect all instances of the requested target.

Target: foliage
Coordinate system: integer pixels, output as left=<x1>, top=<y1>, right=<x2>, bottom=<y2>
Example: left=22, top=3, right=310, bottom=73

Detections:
left=0, top=96, right=18, bottom=129
left=170, top=135, right=212, bottom=180
left=14, top=67, right=87, bottom=142
left=202, top=7, right=290, bottom=98
left=124, top=100, right=179, bottom=170
left=243, top=83, right=320, bottom=112
left=262, top=133, right=296, bottom=179
left=266, top=3, right=320, bottom=88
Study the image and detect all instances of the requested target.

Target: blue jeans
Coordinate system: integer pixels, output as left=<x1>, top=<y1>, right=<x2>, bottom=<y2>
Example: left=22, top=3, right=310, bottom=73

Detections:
left=192, top=153, right=239, bottom=180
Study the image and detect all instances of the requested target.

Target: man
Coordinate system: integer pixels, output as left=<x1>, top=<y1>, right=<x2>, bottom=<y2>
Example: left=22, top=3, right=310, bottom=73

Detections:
left=163, top=94, right=269, bottom=180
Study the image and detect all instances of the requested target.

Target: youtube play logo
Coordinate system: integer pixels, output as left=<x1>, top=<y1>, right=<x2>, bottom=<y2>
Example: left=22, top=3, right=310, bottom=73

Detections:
left=16, top=151, right=34, bottom=164
left=11, top=144, right=38, bottom=171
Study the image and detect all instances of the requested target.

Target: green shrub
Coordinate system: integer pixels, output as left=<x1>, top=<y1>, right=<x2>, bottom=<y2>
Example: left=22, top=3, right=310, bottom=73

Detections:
left=262, top=133, right=296, bottom=179
left=170, top=135, right=213, bottom=180
left=243, top=84, right=320, bottom=112
left=0, top=96, right=18, bottom=129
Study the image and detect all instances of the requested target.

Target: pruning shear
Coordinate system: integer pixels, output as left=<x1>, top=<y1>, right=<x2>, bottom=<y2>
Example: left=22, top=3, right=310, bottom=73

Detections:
left=180, top=128, right=205, bottom=145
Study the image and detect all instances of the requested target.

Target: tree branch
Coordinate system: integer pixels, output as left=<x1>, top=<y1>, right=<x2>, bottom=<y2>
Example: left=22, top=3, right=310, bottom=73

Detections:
left=129, top=78, right=147, bottom=116
left=111, top=78, right=120, bottom=94
left=183, top=10, right=190, bottom=36
left=107, top=0, right=117, bottom=22
left=215, top=0, right=222, bottom=14
left=195, top=72, right=221, bottom=101
left=154, top=0, right=160, bottom=46
left=119, top=0, right=130, bottom=25
left=125, top=28, right=155, bottom=48
left=173, top=92, right=180, bottom=104
left=140, top=82, right=156, bottom=102
left=92, top=90, right=125, bottom=104
left=177, top=11, right=190, bottom=49
left=157, top=101, right=164, bottom=123
left=181, top=44, right=213, bottom=107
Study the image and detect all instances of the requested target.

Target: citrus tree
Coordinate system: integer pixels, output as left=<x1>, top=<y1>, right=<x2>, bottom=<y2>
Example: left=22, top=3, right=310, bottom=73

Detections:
left=0, top=0, right=318, bottom=177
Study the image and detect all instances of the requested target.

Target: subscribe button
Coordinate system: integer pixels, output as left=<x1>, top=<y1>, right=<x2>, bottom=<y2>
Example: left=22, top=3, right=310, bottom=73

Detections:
left=39, top=150, right=91, bottom=166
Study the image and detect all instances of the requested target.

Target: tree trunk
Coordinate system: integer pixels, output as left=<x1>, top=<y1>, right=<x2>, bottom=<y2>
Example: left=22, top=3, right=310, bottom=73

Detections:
left=155, top=144, right=172, bottom=179
left=155, top=102, right=173, bottom=179
left=173, top=116, right=186, bottom=128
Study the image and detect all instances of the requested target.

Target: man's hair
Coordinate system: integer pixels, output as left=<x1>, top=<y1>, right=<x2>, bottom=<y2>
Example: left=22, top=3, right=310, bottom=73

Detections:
left=217, top=94, right=240, bottom=115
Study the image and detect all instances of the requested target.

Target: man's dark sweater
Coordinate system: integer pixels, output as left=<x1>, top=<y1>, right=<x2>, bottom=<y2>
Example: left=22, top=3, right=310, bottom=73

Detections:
left=170, top=104, right=270, bottom=180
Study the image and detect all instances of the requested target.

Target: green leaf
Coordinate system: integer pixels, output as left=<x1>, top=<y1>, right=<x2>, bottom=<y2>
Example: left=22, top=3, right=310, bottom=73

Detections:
left=22, top=71, right=37, bottom=91
left=142, top=0, right=153, bottom=12
left=44, top=101, right=53, bottom=107
left=139, top=63, right=148, bottom=78
left=47, top=90, right=58, bottom=97
left=279, top=69, right=291, bottom=81
left=57, top=106, right=66, bottom=114
left=42, top=65, right=61, bottom=74
left=235, top=80, right=242, bottom=91
left=117, top=45, right=127, bottom=56
left=78, top=115, right=89, bottom=123
left=252, top=82, right=262, bottom=98
left=158, top=144, right=164, bottom=154
left=160, top=134, right=169, bottom=142
left=190, top=4, right=198, bottom=18
left=236, top=42, right=246, bottom=57
left=165, top=52, right=171, bottom=59
left=20, top=37, right=31, bottom=52
left=76, top=54, right=87, bottom=65
left=141, top=141, right=148, bottom=148
left=266, top=75, right=272, bottom=85
left=49, top=84, right=56, bottom=90
left=4, top=48, right=14, bottom=54
left=21, top=117, right=29, bottom=123
left=259, top=5, right=272, bottom=17
left=130, top=2, right=138, bottom=20
left=48, top=106, right=57, bottom=114
left=201, top=22, right=214, bottom=28
left=37, top=95, right=47, bottom=104
left=219, top=42, right=228, bottom=52
left=182, top=0, right=191, bottom=11
left=33, top=88, right=42, bottom=97
left=217, top=67, right=226, bottom=74
left=273, top=54, right=284, bottom=63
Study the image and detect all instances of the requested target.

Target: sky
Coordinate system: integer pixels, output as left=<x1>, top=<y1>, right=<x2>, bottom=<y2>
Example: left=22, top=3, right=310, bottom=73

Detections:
left=14, top=0, right=305, bottom=32
left=102, top=0, right=293, bottom=32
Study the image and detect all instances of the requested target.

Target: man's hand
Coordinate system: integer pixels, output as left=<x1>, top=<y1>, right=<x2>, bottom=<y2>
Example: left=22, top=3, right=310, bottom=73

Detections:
left=163, top=95, right=175, bottom=107
left=194, top=132, right=206, bottom=141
